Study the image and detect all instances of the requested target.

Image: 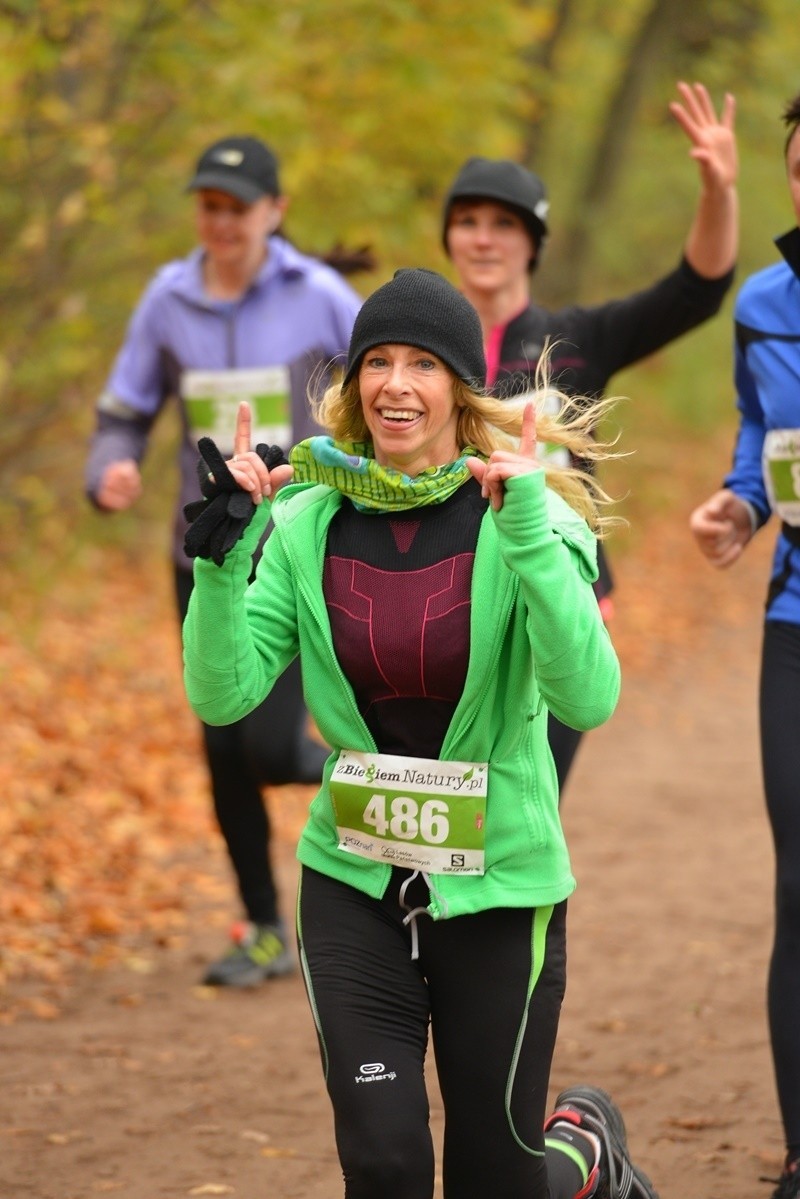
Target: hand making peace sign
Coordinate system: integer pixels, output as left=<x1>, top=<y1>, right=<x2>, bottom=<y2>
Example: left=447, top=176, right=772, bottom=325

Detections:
left=466, top=401, right=541, bottom=511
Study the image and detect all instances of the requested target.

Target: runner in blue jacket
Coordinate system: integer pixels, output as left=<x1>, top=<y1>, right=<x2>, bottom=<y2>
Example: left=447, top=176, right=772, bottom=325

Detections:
left=85, top=135, right=362, bottom=986
left=690, top=88, right=800, bottom=1199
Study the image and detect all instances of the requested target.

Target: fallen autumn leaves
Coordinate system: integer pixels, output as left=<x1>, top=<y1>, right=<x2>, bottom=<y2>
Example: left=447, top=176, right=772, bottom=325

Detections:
left=1, top=546, right=214, bottom=1019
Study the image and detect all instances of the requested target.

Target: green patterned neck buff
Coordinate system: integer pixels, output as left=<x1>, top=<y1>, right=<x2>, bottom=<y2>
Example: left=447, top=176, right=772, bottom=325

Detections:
left=289, top=437, right=485, bottom=513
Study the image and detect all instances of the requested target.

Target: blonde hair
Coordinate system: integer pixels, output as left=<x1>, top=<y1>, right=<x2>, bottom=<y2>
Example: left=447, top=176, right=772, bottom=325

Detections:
left=313, top=348, right=622, bottom=536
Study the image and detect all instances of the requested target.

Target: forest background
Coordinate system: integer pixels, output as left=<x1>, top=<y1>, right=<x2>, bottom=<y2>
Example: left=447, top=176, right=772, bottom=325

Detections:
left=2, top=0, right=800, bottom=1009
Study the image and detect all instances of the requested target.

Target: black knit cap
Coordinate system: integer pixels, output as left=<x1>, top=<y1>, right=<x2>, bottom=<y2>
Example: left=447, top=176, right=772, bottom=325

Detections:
left=343, top=268, right=486, bottom=387
left=442, top=156, right=550, bottom=251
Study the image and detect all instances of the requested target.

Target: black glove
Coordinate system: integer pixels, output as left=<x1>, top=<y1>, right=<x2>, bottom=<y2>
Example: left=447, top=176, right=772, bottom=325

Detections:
left=183, top=437, right=289, bottom=566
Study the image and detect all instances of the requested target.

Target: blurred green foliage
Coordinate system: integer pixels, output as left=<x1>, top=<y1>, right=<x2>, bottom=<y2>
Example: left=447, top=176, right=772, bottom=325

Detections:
left=2, top=0, right=800, bottom=590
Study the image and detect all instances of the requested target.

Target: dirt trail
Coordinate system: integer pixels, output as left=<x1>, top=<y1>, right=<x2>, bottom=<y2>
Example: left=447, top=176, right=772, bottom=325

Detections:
left=0, top=519, right=784, bottom=1199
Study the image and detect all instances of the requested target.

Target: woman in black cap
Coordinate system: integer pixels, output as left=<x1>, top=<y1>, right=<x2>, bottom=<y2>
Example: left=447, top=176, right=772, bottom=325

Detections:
left=441, top=80, right=738, bottom=792
left=182, top=267, right=656, bottom=1199
left=85, top=135, right=364, bottom=987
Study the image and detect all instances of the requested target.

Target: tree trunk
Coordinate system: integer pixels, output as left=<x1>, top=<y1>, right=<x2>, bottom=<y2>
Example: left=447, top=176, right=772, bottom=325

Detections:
left=518, top=0, right=577, bottom=167
left=545, top=0, right=698, bottom=304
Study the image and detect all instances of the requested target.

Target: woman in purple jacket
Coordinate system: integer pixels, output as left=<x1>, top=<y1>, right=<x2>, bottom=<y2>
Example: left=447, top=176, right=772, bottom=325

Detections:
left=86, top=135, right=362, bottom=986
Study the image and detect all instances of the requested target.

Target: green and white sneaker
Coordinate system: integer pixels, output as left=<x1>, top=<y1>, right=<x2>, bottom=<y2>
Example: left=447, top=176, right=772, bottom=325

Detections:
left=545, top=1085, right=659, bottom=1199
left=202, top=920, right=294, bottom=987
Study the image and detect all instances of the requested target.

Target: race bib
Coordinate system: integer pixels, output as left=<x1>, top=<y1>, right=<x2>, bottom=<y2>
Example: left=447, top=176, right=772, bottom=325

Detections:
left=181, top=366, right=291, bottom=453
left=763, top=429, right=800, bottom=526
left=329, top=750, right=488, bottom=874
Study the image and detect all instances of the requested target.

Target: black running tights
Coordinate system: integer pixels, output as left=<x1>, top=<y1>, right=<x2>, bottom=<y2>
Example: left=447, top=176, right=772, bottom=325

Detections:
left=761, top=620, right=800, bottom=1159
left=298, top=866, right=570, bottom=1199
left=547, top=713, right=584, bottom=794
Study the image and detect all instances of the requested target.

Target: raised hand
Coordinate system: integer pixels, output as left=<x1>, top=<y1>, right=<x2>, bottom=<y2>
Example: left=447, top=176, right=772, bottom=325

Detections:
left=184, top=403, right=294, bottom=565
left=225, top=401, right=294, bottom=503
left=689, top=487, right=752, bottom=568
left=466, top=401, right=541, bottom=511
left=669, top=81, right=737, bottom=193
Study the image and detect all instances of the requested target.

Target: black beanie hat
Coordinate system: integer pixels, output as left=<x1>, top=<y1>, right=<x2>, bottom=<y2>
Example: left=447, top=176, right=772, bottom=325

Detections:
left=442, top=156, right=550, bottom=252
left=343, top=268, right=486, bottom=388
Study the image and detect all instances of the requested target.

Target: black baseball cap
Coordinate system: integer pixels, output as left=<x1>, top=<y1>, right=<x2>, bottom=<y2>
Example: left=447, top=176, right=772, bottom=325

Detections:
left=186, top=136, right=281, bottom=203
left=442, top=157, right=550, bottom=251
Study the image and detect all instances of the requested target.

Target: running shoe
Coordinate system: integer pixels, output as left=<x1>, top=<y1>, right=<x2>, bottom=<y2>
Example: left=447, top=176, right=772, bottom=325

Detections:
left=202, top=920, right=294, bottom=987
left=765, top=1159, right=800, bottom=1199
left=546, top=1084, right=659, bottom=1199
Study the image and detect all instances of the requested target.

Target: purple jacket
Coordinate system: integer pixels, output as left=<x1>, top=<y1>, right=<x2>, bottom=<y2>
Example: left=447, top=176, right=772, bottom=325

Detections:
left=86, top=236, right=362, bottom=569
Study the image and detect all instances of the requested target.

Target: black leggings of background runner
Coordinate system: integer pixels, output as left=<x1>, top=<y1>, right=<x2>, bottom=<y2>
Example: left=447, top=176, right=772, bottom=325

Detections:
left=298, top=866, right=575, bottom=1199
left=175, top=567, right=327, bottom=926
left=547, top=713, right=584, bottom=792
left=760, top=619, right=800, bottom=1161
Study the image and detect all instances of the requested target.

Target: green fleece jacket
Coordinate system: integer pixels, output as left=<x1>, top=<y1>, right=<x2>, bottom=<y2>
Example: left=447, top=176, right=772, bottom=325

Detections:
left=183, top=470, right=620, bottom=919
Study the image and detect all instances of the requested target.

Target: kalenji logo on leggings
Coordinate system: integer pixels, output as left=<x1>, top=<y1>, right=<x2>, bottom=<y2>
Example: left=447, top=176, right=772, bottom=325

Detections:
left=355, top=1061, right=397, bottom=1083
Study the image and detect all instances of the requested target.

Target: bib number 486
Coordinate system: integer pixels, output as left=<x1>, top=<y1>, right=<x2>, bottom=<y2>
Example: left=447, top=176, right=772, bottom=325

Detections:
left=362, top=794, right=450, bottom=844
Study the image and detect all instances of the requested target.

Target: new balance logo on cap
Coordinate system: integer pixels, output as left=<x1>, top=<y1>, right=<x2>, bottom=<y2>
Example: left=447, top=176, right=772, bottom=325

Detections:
left=213, top=148, right=245, bottom=167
